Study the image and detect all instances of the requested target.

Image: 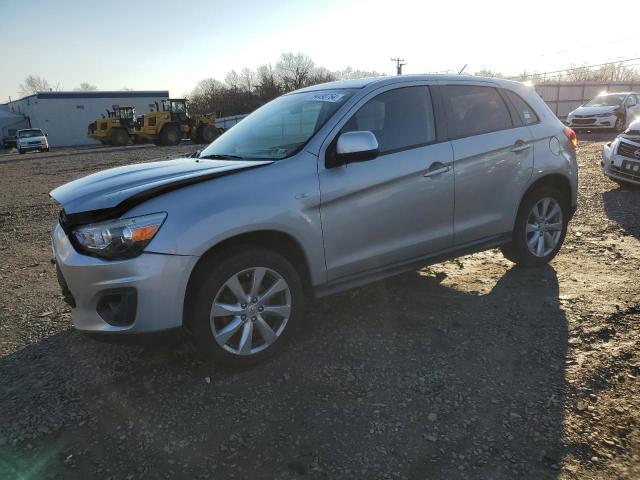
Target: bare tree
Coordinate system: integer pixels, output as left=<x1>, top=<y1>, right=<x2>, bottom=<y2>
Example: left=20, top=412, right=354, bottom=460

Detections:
left=187, top=53, right=388, bottom=117
left=18, top=75, right=61, bottom=96
left=276, top=53, right=315, bottom=91
left=334, top=67, right=383, bottom=80
left=74, top=82, right=98, bottom=91
left=473, top=68, right=505, bottom=78
left=308, top=66, right=337, bottom=85
left=239, top=68, right=256, bottom=92
left=188, top=78, right=226, bottom=114
left=256, top=64, right=280, bottom=100
left=224, top=70, right=241, bottom=90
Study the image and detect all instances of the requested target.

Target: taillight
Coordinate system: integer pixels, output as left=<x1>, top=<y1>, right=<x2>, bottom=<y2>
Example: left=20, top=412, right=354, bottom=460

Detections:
left=563, top=127, right=577, bottom=149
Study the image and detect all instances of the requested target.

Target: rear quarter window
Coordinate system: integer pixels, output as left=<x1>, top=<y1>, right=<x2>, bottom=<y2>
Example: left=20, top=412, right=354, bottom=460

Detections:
left=504, top=90, right=540, bottom=125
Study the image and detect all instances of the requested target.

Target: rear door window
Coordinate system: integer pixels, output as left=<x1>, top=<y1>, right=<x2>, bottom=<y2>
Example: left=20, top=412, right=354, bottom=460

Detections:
left=442, top=85, right=513, bottom=138
left=503, top=90, right=540, bottom=125
left=341, top=86, right=436, bottom=154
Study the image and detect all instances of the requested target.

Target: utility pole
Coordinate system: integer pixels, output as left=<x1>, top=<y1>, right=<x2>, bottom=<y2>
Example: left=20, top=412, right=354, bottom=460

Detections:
left=391, top=57, right=406, bottom=75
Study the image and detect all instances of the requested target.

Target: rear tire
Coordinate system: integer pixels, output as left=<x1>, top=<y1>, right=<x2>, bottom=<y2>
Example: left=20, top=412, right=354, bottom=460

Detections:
left=18, top=149, right=25, bottom=155
left=196, top=124, right=218, bottom=144
left=159, top=125, right=181, bottom=146
left=500, top=186, right=569, bottom=267
left=187, top=248, right=303, bottom=367
left=110, top=128, right=129, bottom=147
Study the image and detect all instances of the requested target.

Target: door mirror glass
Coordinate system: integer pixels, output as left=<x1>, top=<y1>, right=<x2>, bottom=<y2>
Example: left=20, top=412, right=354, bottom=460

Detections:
left=332, top=131, right=379, bottom=166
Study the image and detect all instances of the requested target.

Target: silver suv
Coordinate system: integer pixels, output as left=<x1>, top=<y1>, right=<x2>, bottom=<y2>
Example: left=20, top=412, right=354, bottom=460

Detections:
left=51, top=76, right=578, bottom=366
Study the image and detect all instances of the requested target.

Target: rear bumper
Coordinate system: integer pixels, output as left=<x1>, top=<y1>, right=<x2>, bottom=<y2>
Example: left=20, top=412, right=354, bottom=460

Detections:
left=52, top=224, right=198, bottom=334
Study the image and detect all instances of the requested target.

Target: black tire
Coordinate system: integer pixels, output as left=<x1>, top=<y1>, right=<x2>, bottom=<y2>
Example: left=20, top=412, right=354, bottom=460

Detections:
left=110, top=128, right=129, bottom=147
left=615, top=116, right=626, bottom=133
left=18, top=149, right=25, bottom=155
left=159, top=125, right=181, bottom=146
left=196, top=124, right=218, bottom=144
left=43, top=148, right=50, bottom=153
left=500, top=186, right=569, bottom=267
left=187, top=248, right=303, bottom=367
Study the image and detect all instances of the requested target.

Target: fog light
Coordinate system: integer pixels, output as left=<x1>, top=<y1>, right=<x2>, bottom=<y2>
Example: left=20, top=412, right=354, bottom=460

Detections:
left=96, top=288, right=137, bottom=326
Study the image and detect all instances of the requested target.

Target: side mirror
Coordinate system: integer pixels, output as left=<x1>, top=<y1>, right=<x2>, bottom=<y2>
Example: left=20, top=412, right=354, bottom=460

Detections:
left=45, top=133, right=48, bottom=137
left=326, top=131, right=379, bottom=168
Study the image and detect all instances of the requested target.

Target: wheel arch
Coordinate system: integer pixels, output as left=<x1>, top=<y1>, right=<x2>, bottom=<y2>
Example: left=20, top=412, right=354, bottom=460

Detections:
left=182, top=229, right=314, bottom=330
left=515, top=173, right=573, bottom=225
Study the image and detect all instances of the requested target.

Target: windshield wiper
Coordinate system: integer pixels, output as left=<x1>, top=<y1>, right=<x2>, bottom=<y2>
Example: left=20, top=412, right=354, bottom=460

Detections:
left=199, top=153, right=244, bottom=160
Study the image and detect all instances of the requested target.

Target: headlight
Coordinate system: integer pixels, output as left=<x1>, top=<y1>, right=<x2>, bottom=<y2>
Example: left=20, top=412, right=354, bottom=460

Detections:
left=72, top=212, right=166, bottom=260
left=595, top=112, right=615, bottom=118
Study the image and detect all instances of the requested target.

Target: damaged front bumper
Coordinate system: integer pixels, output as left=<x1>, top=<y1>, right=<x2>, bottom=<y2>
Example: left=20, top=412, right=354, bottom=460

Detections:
left=51, top=224, right=198, bottom=334
left=602, top=136, right=640, bottom=186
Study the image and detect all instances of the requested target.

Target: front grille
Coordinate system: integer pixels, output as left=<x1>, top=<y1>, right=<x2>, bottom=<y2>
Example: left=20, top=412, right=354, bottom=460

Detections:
left=28, top=140, right=41, bottom=145
left=617, top=141, right=640, bottom=160
left=572, top=118, right=596, bottom=125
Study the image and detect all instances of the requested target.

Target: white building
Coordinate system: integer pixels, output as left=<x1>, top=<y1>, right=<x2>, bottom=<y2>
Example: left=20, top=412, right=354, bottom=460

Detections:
left=1, top=90, right=169, bottom=147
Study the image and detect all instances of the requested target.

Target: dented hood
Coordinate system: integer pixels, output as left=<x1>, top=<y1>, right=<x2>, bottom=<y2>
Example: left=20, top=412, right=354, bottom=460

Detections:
left=50, top=157, right=273, bottom=216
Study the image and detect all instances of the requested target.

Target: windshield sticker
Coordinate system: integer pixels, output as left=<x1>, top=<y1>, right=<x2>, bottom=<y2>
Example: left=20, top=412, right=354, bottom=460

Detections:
left=312, top=93, right=345, bottom=103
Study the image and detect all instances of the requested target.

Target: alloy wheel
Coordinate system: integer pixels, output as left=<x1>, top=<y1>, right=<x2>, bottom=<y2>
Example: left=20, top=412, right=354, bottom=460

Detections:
left=526, top=197, right=564, bottom=257
left=210, top=267, right=292, bottom=355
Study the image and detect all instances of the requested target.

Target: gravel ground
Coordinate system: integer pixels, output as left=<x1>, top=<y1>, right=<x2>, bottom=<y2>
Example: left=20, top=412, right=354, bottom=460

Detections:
left=0, top=137, right=638, bottom=479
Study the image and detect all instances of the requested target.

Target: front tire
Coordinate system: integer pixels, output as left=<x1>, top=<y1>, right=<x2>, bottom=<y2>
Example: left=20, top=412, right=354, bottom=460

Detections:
left=18, top=149, right=25, bottom=154
left=500, top=186, right=569, bottom=267
left=615, top=116, right=626, bottom=133
left=187, top=248, right=303, bottom=367
left=110, top=128, right=129, bottom=147
left=159, top=125, right=181, bottom=146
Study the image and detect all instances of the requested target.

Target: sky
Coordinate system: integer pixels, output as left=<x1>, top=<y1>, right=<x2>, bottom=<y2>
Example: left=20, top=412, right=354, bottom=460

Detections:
left=0, top=0, right=636, bottom=101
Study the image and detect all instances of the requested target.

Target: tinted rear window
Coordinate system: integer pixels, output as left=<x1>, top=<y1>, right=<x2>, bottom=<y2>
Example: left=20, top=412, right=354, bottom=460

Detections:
left=442, top=85, right=513, bottom=138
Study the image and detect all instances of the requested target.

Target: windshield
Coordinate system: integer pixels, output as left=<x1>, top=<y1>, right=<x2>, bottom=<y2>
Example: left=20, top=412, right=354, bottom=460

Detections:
left=18, top=129, right=44, bottom=138
left=585, top=94, right=625, bottom=107
left=200, top=89, right=355, bottom=160
left=117, top=108, right=134, bottom=119
left=164, top=100, right=187, bottom=113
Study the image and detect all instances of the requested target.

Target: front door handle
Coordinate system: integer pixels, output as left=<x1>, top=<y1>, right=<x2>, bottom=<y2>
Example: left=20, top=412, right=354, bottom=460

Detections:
left=511, top=140, right=531, bottom=153
left=424, top=162, right=450, bottom=178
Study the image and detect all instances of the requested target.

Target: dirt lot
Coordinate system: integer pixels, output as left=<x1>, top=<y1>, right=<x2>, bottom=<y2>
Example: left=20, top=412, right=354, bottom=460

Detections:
left=0, top=137, right=639, bottom=479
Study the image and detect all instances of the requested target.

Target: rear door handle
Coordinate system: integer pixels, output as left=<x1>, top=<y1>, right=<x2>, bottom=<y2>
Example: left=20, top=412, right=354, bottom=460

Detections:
left=424, top=162, right=451, bottom=177
left=511, top=140, right=531, bottom=153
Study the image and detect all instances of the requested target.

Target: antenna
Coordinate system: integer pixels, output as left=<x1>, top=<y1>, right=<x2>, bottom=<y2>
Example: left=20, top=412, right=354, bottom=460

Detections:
left=458, top=64, right=468, bottom=75
left=391, top=57, right=407, bottom=75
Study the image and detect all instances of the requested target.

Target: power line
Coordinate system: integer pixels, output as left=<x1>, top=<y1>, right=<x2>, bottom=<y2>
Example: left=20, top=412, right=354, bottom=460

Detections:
left=508, top=56, right=640, bottom=80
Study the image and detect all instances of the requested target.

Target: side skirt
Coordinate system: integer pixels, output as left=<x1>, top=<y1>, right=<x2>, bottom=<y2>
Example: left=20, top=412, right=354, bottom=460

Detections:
left=313, top=233, right=512, bottom=298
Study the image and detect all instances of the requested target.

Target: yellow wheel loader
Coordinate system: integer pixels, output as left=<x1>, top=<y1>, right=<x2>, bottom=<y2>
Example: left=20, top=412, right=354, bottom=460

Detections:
left=133, top=99, right=218, bottom=146
left=88, top=106, right=136, bottom=146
